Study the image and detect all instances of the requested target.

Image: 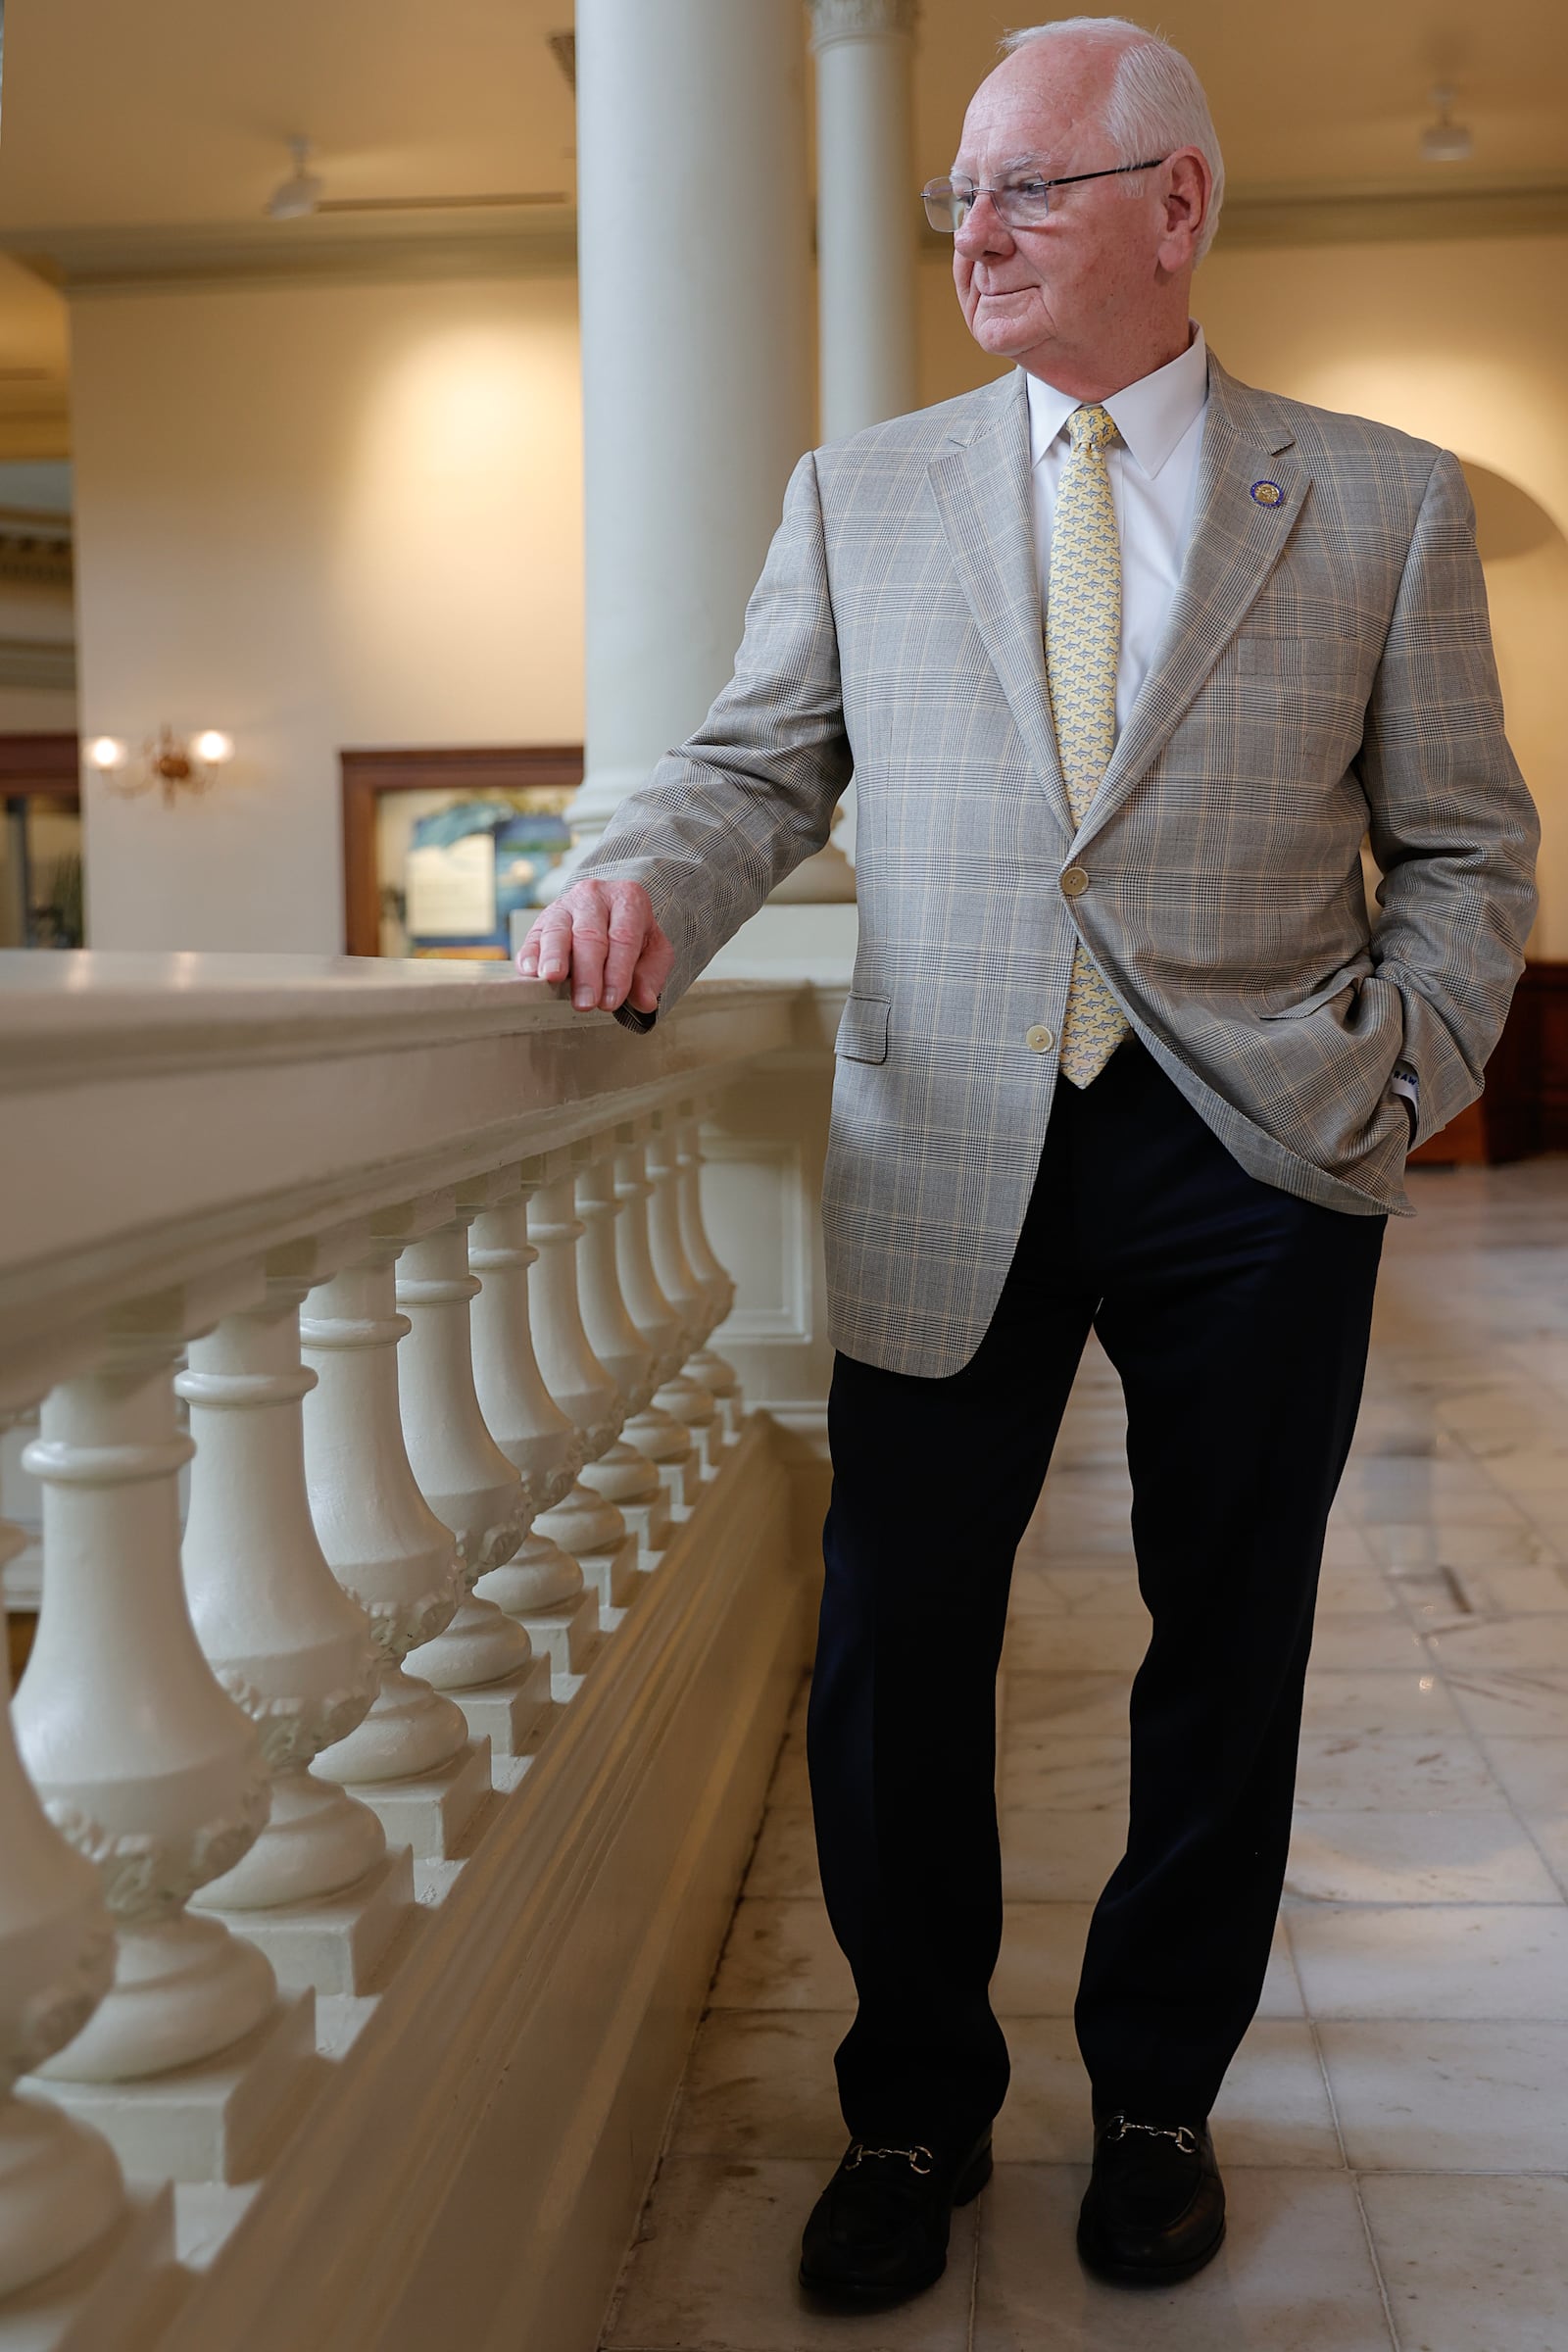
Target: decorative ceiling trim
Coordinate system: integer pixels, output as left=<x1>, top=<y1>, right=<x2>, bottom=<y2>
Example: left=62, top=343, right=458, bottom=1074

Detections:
left=0, top=635, right=76, bottom=691
left=1210, top=180, right=1568, bottom=248
left=3, top=208, right=578, bottom=295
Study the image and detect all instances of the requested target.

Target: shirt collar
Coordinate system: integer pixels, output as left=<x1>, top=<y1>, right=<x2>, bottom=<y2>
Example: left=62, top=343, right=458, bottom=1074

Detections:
left=1025, top=324, right=1209, bottom=481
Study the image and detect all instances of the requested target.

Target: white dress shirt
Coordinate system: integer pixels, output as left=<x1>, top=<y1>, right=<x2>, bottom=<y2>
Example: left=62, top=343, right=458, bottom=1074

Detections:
left=1026, top=324, right=1209, bottom=736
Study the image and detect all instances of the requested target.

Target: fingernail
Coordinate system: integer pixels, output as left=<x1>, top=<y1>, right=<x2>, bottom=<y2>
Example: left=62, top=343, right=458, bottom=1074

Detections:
left=575, top=990, right=594, bottom=1008
left=602, top=990, right=616, bottom=1008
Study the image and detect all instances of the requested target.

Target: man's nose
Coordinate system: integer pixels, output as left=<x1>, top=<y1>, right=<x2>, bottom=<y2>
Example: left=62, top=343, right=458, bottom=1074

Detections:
left=954, top=189, right=1013, bottom=261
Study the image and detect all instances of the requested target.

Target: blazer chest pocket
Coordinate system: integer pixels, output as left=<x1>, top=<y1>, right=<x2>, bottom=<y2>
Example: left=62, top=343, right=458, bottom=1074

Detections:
left=835, top=993, right=891, bottom=1064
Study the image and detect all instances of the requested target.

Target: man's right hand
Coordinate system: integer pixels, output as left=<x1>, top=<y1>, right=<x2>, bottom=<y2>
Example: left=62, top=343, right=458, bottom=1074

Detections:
left=514, top=877, right=674, bottom=1017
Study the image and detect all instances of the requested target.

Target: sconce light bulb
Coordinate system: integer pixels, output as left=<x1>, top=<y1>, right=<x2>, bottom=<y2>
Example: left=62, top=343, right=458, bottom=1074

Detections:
left=193, top=730, right=235, bottom=765
left=86, top=735, right=129, bottom=771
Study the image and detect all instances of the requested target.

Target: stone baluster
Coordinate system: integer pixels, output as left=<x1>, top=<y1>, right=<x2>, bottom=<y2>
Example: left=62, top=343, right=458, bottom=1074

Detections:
left=177, top=1252, right=385, bottom=1920
left=612, top=1131, right=701, bottom=1515
left=574, top=1143, right=672, bottom=1567
left=301, top=1215, right=489, bottom=1861
left=466, top=1175, right=599, bottom=1695
left=13, top=1300, right=303, bottom=2180
left=675, top=1098, right=744, bottom=1443
left=0, top=1493, right=124, bottom=2297
left=524, top=1163, right=641, bottom=1627
left=645, top=1118, right=720, bottom=1475
left=395, top=1204, right=551, bottom=1771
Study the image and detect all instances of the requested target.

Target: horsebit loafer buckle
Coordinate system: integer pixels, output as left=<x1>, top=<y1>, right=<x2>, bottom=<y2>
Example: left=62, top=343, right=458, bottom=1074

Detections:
left=1105, top=2115, right=1199, bottom=2155
left=845, top=2142, right=934, bottom=2176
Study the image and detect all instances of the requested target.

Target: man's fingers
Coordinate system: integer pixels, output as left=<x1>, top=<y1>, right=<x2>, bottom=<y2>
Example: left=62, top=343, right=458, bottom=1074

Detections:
left=627, top=925, right=676, bottom=1014
left=522, top=903, right=576, bottom=984
left=598, top=902, right=652, bottom=1008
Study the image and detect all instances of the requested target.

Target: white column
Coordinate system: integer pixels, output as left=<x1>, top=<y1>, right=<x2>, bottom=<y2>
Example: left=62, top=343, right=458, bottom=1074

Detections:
left=810, top=0, right=921, bottom=442
left=13, top=1313, right=276, bottom=2081
left=177, top=1259, right=385, bottom=1916
left=564, top=0, right=813, bottom=861
left=0, top=1499, right=124, bottom=2295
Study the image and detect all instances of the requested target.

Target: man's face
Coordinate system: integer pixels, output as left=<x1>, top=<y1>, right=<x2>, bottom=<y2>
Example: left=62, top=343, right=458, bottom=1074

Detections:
left=952, top=41, right=1175, bottom=377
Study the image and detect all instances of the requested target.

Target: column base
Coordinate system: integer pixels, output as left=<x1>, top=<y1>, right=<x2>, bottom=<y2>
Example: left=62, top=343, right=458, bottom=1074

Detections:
left=202, top=1847, right=416, bottom=1998
left=516, top=1590, right=602, bottom=1698
left=29, top=1993, right=317, bottom=2186
left=577, top=1532, right=642, bottom=1627
left=0, top=2184, right=172, bottom=2352
left=352, top=1737, right=493, bottom=1861
left=450, top=1649, right=555, bottom=1757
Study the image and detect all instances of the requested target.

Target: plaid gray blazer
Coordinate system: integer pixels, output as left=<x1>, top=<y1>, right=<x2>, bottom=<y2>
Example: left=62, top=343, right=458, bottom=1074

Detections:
left=581, top=356, right=1540, bottom=1377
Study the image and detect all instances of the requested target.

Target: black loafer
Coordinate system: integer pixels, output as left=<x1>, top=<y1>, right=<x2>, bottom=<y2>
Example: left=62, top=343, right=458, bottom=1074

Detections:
left=799, top=2130, right=993, bottom=2309
left=1077, top=2111, right=1225, bottom=2286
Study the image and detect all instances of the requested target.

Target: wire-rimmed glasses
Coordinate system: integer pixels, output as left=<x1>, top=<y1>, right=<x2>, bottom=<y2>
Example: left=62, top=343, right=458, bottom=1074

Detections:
left=921, top=158, right=1169, bottom=234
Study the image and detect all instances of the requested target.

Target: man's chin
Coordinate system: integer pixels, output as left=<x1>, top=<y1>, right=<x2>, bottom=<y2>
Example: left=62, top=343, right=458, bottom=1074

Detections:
left=969, top=309, right=1044, bottom=358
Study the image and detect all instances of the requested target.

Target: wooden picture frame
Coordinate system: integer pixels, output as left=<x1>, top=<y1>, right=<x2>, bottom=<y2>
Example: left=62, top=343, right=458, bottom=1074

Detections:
left=339, top=744, right=583, bottom=957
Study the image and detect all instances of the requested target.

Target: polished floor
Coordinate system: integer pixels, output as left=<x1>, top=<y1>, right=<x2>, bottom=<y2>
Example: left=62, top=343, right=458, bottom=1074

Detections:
left=600, top=1161, right=1568, bottom=2352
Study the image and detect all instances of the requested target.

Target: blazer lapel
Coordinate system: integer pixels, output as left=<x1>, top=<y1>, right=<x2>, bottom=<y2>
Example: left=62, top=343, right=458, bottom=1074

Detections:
left=1072, top=359, right=1308, bottom=856
left=927, top=374, right=1075, bottom=837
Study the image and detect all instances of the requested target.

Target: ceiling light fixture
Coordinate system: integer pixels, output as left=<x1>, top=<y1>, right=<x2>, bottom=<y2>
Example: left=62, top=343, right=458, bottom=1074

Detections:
left=1420, top=85, right=1473, bottom=165
left=266, top=134, right=324, bottom=220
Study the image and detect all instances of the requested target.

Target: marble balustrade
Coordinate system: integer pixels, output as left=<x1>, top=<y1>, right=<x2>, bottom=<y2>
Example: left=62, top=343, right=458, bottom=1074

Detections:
left=0, top=954, right=814, bottom=2348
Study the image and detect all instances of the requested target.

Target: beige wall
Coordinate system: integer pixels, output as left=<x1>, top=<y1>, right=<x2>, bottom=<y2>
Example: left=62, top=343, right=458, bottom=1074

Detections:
left=72, top=270, right=582, bottom=952
left=919, top=231, right=1568, bottom=956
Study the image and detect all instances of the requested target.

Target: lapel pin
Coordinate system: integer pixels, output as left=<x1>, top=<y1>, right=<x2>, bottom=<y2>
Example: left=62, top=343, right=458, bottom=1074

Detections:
left=1250, top=479, right=1284, bottom=507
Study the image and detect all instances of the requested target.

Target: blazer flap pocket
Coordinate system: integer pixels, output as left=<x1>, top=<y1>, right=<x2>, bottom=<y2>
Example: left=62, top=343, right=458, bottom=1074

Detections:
left=835, top=993, right=892, bottom=1064
left=1259, top=964, right=1369, bottom=1020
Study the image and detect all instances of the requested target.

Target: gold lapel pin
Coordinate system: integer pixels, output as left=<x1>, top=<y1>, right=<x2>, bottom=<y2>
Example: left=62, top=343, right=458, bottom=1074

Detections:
left=1250, top=479, right=1284, bottom=507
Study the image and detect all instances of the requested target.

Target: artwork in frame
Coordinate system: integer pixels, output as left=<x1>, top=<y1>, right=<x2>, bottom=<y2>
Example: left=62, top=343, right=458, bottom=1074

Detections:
left=340, top=746, right=583, bottom=959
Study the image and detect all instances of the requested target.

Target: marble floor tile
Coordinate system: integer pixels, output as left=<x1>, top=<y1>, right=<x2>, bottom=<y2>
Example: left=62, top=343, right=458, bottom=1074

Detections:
left=1000, top=1806, right=1126, bottom=1901
left=1003, top=1613, right=1152, bottom=1674
left=1005, top=1564, right=1149, bottom=1619
left=604, top=2156, right=978, bottom=2351
left=1427, top=1614, right=1568, bottom=1670
left=993, top=1910, right=1302, bottom=2020
left=710, top=1899, right=855, bottom=2011
left=1315, top=1570, right=1401, bottom=1615
left=972, top=2166, right=1393, bottom=2352
left=1527, top=1814, right=1568, bottom=1891
left=993, top=2016, right=1341, bottom=2170
left=1317, top=2018, right=1568, bottom=2172
left=1287, top=1903, right=1568, bottom=2019
left=743, top=1805, right=820, bottom=1900
left=1320, top=1527, right=1381, bottom=1567
left=1359, top=2174, right=1568, bottom=2352
left=1460, top=1563, right=1568, bottom=1613
left=1478, top=1736, right=1568, bottom=1817
left=1444, top=1665, right=1568, bottom=1736
left=668, top=2011, right=850, bottom=2162
left=1305, top=1616, right=1432, bottom=1671
left=763, top=1737, right=810, bottom=1810
left=1299, top=1670, right=1467, bottom=1735
left=1293, top=1730, right=1502, bottom=1811
left=1001, top=1671, right=1131, bottom=1738
left=998, top=1736, right=1130, bottom=1813
left=1285, top=1811, right=1561, bottom=1903
left=1364, top=1522, right=1558, bottom=1570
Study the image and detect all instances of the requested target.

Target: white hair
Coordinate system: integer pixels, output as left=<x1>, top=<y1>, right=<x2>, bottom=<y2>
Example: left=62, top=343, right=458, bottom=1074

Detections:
left=1001, top=17, right=1225, bottom=262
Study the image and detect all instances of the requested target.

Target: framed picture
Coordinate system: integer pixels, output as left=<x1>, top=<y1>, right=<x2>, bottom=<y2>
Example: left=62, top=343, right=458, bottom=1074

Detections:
left=0, top=733, right=82, bottom=950
left=340, top=745, right=583, bottom=958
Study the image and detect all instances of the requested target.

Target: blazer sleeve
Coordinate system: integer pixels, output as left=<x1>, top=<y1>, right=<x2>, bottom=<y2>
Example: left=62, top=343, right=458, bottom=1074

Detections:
left=1359, top=448, right=1540, bottom=1146
left=574, top=447, right=854, bottom=1019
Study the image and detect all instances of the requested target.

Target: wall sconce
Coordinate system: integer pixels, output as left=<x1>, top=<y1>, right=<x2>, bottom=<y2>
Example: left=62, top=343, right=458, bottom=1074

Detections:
left=86, top=725, right=236, bottom=807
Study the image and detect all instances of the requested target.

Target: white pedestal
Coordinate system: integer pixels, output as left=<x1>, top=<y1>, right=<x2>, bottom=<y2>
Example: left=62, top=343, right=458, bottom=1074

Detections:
left=207, top=1848, right=415, bottom=1998
left=353, top=1737, right=493, bottom=1862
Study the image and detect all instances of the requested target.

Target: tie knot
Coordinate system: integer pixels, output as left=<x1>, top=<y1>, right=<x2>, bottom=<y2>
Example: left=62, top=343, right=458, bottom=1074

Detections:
left=1068, top=403, right=1118, bottom=457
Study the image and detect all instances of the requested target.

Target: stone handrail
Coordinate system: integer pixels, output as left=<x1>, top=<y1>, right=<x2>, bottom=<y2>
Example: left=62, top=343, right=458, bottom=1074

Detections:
left=0, top=952, right=810, bottom=2350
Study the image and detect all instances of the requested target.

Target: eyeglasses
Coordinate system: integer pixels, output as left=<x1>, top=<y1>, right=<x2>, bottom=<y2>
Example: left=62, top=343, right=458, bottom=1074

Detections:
left=921, top=158, right=1169, bottom=234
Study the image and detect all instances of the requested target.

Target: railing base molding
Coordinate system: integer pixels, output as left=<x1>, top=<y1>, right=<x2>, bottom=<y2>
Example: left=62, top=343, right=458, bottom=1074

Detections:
left=514, top=1590, right=602, bottom=1687
left=347, top=1736, right=493, bottom=1861
left=207, top=1847, right=416, bottom=1999
left=152, top=1411, right=809, bottom=2352
left=28, top=1994, right=318, bottom=2189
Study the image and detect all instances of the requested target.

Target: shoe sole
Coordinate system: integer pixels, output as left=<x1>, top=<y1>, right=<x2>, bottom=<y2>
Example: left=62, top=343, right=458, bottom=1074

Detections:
left=1076, top=2212, right=1226, bottom=2288
left=798, top=2145, right=995, bottom=2311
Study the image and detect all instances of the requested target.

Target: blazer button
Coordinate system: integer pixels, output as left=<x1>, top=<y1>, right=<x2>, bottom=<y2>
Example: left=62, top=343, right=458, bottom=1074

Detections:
left=1026, top=1025, right=1054, bottom=1054
left=1060, top=866, right=1090, bottom=898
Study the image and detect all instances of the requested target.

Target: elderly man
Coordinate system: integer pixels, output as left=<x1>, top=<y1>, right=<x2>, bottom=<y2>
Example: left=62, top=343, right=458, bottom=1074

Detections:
left=520, top=14, right=1538, bottom=2310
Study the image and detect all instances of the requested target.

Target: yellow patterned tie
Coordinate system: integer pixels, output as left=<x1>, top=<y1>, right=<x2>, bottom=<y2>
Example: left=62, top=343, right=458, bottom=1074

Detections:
left=1047, top=402, right=1132, bottom=1088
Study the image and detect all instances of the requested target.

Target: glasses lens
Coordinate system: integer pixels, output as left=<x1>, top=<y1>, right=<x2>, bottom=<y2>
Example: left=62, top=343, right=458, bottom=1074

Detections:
left=995, top=178, right=1053, bottom=228
left=921, top=179, right=969, bottom=234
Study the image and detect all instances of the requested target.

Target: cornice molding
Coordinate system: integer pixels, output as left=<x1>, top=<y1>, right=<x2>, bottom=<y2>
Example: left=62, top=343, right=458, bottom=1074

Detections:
left=810, top=0, right=918, bottom=51
left=2, top=208, right=578, bottom=296
left=0, top=634, right=75, bottom=690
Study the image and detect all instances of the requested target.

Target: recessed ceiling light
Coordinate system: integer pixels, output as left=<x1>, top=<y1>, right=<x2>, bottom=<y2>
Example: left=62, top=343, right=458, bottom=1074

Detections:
left=266, top=134, right=324, bottom=220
